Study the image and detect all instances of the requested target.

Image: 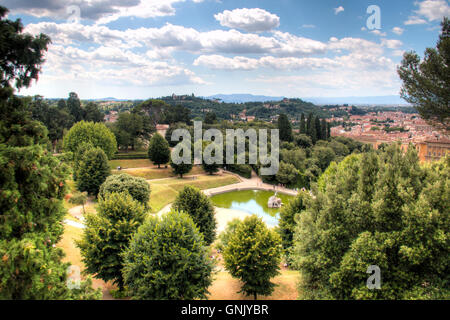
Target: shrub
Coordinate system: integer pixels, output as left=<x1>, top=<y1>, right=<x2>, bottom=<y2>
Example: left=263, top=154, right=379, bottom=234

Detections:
left=76, top=147, right=110, bottom=196
left=99, top=173, right=150, bottom=207
left=122, top=210, right=214, bottom=300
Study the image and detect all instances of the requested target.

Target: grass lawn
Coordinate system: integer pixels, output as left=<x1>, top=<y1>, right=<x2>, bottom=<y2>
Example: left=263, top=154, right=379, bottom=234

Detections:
left=109, top=159, right=153, bottom=170
left=57, top=224, right=84, bottom=269
left=148, top=174, right=240, bottom=213
left=114, top=165, right=206, bottom=180
left=207, top=270, right=299, bottom=300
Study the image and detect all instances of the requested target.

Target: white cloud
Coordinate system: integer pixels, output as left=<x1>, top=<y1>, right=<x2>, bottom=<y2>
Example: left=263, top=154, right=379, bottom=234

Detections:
left=2, top=0, right=203, bottom=23
left=404, top=0, right=450, bottom=25
left=415, top=0, right=450, bottom=21
left=392, top=27, right=404, bottom=35
left=370, top=30, right=387, bottom=37
left=193, top=55, right=340, bottom=71
left=214, top=8, right=280, bottom=32
left=334, top=6, right=344, bottom=15
left=381, top=39, right=403, bottom=49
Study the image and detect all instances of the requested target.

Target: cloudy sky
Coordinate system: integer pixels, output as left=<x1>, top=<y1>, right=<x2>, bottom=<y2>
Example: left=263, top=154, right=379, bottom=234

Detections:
left=2, top=0, right=449, bottom=99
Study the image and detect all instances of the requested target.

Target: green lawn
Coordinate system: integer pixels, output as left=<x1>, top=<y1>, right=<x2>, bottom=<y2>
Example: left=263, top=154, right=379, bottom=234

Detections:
left=148, top=174, right=240, bottom=213
left=109, top=159, right=153, bottom=170
left=113, top=165, right=206, bottom=180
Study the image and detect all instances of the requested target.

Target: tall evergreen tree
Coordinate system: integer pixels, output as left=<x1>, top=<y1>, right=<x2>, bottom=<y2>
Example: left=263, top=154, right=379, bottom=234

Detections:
left=300, top=113, right=306, bottom=134
left=67, top=92, right=84, bottom=122
left=278, top=113, right=293, bottom=142
left=0, top=6, right=100, bottom=299
left=148, top=132, right=170, bottom=168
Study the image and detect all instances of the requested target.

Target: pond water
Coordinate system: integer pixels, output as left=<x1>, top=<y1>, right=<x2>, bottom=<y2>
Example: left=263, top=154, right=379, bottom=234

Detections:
left=210, top=190, right=295, bottom=227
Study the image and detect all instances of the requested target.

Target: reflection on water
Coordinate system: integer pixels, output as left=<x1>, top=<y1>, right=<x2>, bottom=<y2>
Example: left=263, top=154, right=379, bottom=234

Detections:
left=210, top=190, right=294, bottom=227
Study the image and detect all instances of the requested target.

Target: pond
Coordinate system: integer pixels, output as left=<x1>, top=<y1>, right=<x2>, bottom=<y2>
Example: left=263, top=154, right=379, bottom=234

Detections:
left=210, top=190, right=295, bottom=227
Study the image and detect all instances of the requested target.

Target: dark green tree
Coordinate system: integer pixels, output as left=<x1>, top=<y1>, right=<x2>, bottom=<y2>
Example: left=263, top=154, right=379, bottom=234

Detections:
left=223, top=215, right=282, bottom=300
left=83, top=102, right=104, bottom=123
left=67, top=92, right=84, bottom=122
left=293, top=146, right=449, bottom=299
left=277, top=113, right=293, bottom=142
left=398, top=18, right=450, bottom=130
left=0, top=6, right=100, bottom=299
left=173, top=185, right=217, bottom=245
left=122, top=210, right=214, bottom=300
left=300, top=113, right=306, bottom=134
left=275, top=161, right=299, bottom=186
left=148, top=132, right=170, bottom=168
left=99, top=173, right=150, bottom=208
left=77, top=192, right=146, bottom=291
left=76, top=147, right=110, bottom=196
left=204, top=112, right=217, bottom=124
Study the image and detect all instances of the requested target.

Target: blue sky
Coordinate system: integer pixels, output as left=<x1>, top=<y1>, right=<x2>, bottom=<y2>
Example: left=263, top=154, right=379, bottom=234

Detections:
left=2, top=0, right=449, bottom=99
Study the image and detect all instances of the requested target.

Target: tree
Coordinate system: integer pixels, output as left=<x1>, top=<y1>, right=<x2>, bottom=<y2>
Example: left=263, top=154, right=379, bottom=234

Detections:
left=67, top=92, right=84, bottom=122
left=148, top=132, right=170, bottom=168
left=278, top=191, right=308, bottom=260
left=292, top=146, right=449, bottom=299
left=99, top=173, right=150, bottom=208
left=204, top=112, right=217, bottom=124
left=275, top=161, right=299, bottom=186
left=398, top=18, right=450, bottom=130
left=294, top=134, right=313, bottom=149
left=312, top=145, right=336, bottom=171
left=202, top=141, right=221, bottom=175
left=68, top=192, right=88, bottom=215
left=216, top=218, right=243, bottom=252
left=315, top=116, right=322, bottom=141
left=64, top=121, right=117, bottom=159
left=122, top=210, right=214, bottom=300
left=300, top=113, right=306, bottom=134
left=170, top=140, right=193, bottom=178
left=84, top=102, right=104, bottom=123
left=277, top=113, right=293, bottom=142
left=76, top=147, right=111, bottom=196
left=172, top=185, right=217, bottom=245
left=77, top=192, right=146, bottom=291
left=223, top=215, right=282, bottom=300
left=0, top=6, right=100, bottom=299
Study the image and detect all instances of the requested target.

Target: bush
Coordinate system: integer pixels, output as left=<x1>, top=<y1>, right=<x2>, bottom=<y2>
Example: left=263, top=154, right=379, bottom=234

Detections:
left=99, top=173, right=150, bottom=207
left=64, top=121, right=117, bottom=159
left=76, top=147, right=111, bottom=196
left=226, top=163, right=252, bottom=179
left=77, top=192, right=146, bottom=291
left=122, top=210, right=214, bottom=300
left=173, top=185, right=217, bottom=245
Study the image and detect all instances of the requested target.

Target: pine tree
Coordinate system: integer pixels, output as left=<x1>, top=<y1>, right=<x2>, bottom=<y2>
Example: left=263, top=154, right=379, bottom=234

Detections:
left=315, top=116, right=322, bottom=141
left=0, top=6, right=100, bottom=299
left=278, top=113, right=293, bottom=142
left=300, top=113, right=306, bottom=134
left=148, top=132, right=170, bottom=168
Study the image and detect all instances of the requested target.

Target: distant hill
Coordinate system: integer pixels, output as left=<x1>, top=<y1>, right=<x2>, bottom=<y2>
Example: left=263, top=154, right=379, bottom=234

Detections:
left=205, top=94, right=285, bottom=103
left=303, top=95, right=409, bottom=106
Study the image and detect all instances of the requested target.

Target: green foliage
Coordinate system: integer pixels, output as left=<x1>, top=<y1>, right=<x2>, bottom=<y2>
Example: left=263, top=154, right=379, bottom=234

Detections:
left=77, top=192, right=146, bottom=290
left=99, top=173, right=150, bottom=207
left=122, top=210, right=214, bottom=300
left=223, top=215, right=282, bottom=300
left=76, top=147, right=111, bottom=196
left=64, top=121, right=117, bottom=159
left=173, top=185, right=217, bottom=245
left=68, top=192, right=88, bottom=214
left=398, top=18, right=450, bottom=130
left=148, top=132, right=170, bottom=168
left=216, top=218, right=242, bottom=252
left=204, top=112, right=217, bottom=124
left=278, top=113, right=293, bottom=142
left=276, top=161, right=299, bottom=186
left=227, top=163, right=252, bottom=179
left=0, top=7, right=50, bottom=89
left=278, top=191, right=309, bottom=259
left=292, top=147, right=450, bottom=299
left=170, top=141, right=193, bottom=178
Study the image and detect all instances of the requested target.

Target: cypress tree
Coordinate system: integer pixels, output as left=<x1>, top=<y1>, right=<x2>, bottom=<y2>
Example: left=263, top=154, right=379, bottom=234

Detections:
left=300, top=113, right=306, bottom=134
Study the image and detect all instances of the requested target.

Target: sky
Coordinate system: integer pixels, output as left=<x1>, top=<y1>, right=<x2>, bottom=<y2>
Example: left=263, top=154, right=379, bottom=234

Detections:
left=1, top=0, right=449, bottom=100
